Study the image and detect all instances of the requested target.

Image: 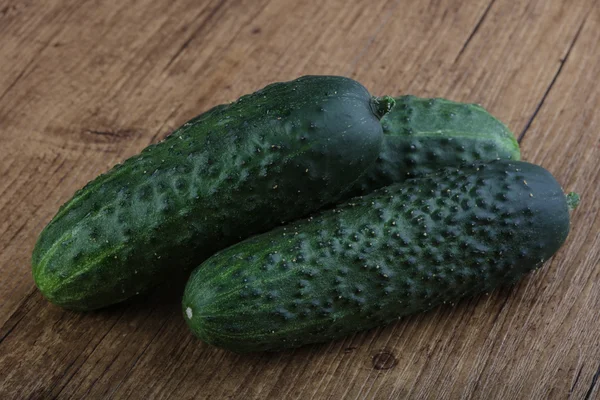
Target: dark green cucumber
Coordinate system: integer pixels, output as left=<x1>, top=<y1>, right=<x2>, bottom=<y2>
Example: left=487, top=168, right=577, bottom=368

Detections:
left=343, top=95, right=520, bottom=198
left=33, top=76, right=389, bottom=311
left=183, top=160, right=573, bottom=353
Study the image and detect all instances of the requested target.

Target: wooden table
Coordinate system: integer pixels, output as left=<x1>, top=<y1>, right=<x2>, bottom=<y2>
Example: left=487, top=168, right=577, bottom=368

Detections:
left=1, top=0, right=599, bottom=398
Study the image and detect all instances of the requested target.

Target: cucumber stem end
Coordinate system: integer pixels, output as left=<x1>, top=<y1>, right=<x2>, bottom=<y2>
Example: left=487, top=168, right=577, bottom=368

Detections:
left=566, top=192, right=580, bottom=211
left=372, top=96, right=396, bottom=119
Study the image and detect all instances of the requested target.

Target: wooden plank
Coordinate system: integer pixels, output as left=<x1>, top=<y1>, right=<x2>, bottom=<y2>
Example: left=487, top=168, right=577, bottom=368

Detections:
left=352, top=0, right=593, bottom=135
left=0, top=0, right=403, bottom=397
left=488, top=8, right=600, bottom=398
left=0, top=0, right=598, bottom=398
left=0, top=0, right=222, bottom=325
left=0, top=0, right=401, bottom=326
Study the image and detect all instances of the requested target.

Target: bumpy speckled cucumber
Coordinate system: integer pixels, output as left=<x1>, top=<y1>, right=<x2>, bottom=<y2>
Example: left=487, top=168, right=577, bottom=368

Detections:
left=32, top=76, right=390, bottom=311
left=343, top=95, right=520, bottom=198
left=183, top=160, right=573, bottom=353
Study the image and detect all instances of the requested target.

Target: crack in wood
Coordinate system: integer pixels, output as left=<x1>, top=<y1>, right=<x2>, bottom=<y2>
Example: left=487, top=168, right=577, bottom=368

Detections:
left=518, top=14, right=588, bottom=143
left=571, top=363, right=584, bottom=395
left=83, top=129, right=135, bottom=138
left=2, top=219, right=27, bottom=250
left=453, top=0, right=496, bottom=64
left=163, top=0, right=228, bottom=71
left=0, top=312, right=26, bottom=345
left=585, top=362, right=600, bottom=400
left=0, top=60, right=33, bottom=105
left=146, top=106, right=181, bottom=145
left=0, top=288, right=38, bottom=345
left=489, top=289, right=512, bottom=327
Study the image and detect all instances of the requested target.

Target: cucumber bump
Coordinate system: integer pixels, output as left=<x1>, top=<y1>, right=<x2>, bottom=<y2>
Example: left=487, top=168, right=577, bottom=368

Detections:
left=183, top=160, right=573, bottom=352
left=32, top=76, right=388, bottom=310
left=344, top=95, right=520, bottom=198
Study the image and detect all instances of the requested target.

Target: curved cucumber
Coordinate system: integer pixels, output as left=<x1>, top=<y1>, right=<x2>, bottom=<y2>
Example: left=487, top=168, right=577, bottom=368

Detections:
left=33, top=76, right=388, bottom=310
left=183, top=160, right=571, bottom=352
left=343, top=95, right=520, bottom=198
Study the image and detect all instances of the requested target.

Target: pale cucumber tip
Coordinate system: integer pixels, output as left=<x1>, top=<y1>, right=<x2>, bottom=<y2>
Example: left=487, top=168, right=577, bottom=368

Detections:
left=372, top=96, right=395, bottom=119
left=566, top=192, right=580, bottom=211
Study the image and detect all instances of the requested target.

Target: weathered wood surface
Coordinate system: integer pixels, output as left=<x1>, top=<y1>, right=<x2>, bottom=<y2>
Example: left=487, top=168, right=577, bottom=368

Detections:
left=1, top=0, right=599, bottom=398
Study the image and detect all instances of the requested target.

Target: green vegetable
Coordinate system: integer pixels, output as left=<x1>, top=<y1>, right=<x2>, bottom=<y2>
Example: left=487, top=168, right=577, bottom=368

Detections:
left=343, top=95, right=520, bottom=198
left=183, top=160, right=574, bottom=353
left=32, top=75, right=389, bottom=311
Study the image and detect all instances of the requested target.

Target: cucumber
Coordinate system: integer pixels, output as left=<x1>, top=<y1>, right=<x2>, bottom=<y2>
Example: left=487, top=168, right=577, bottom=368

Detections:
left=183, top=160, right=574, bottom=353
left=33, top=76, right=390, bottom=311
left=343, top=95, right=520, bottom=198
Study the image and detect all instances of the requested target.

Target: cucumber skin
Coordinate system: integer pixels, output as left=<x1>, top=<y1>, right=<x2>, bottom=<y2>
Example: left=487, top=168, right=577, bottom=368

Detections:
left=344, top=95, right=521, bottom=197
left=183, top=160, right=570, bottom=353
left=32, top=76, right=385, bottom=311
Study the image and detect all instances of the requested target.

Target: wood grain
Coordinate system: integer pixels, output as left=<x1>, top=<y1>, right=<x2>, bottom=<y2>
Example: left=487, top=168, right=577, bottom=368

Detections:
left=0, top=0, right=598, bottom=398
